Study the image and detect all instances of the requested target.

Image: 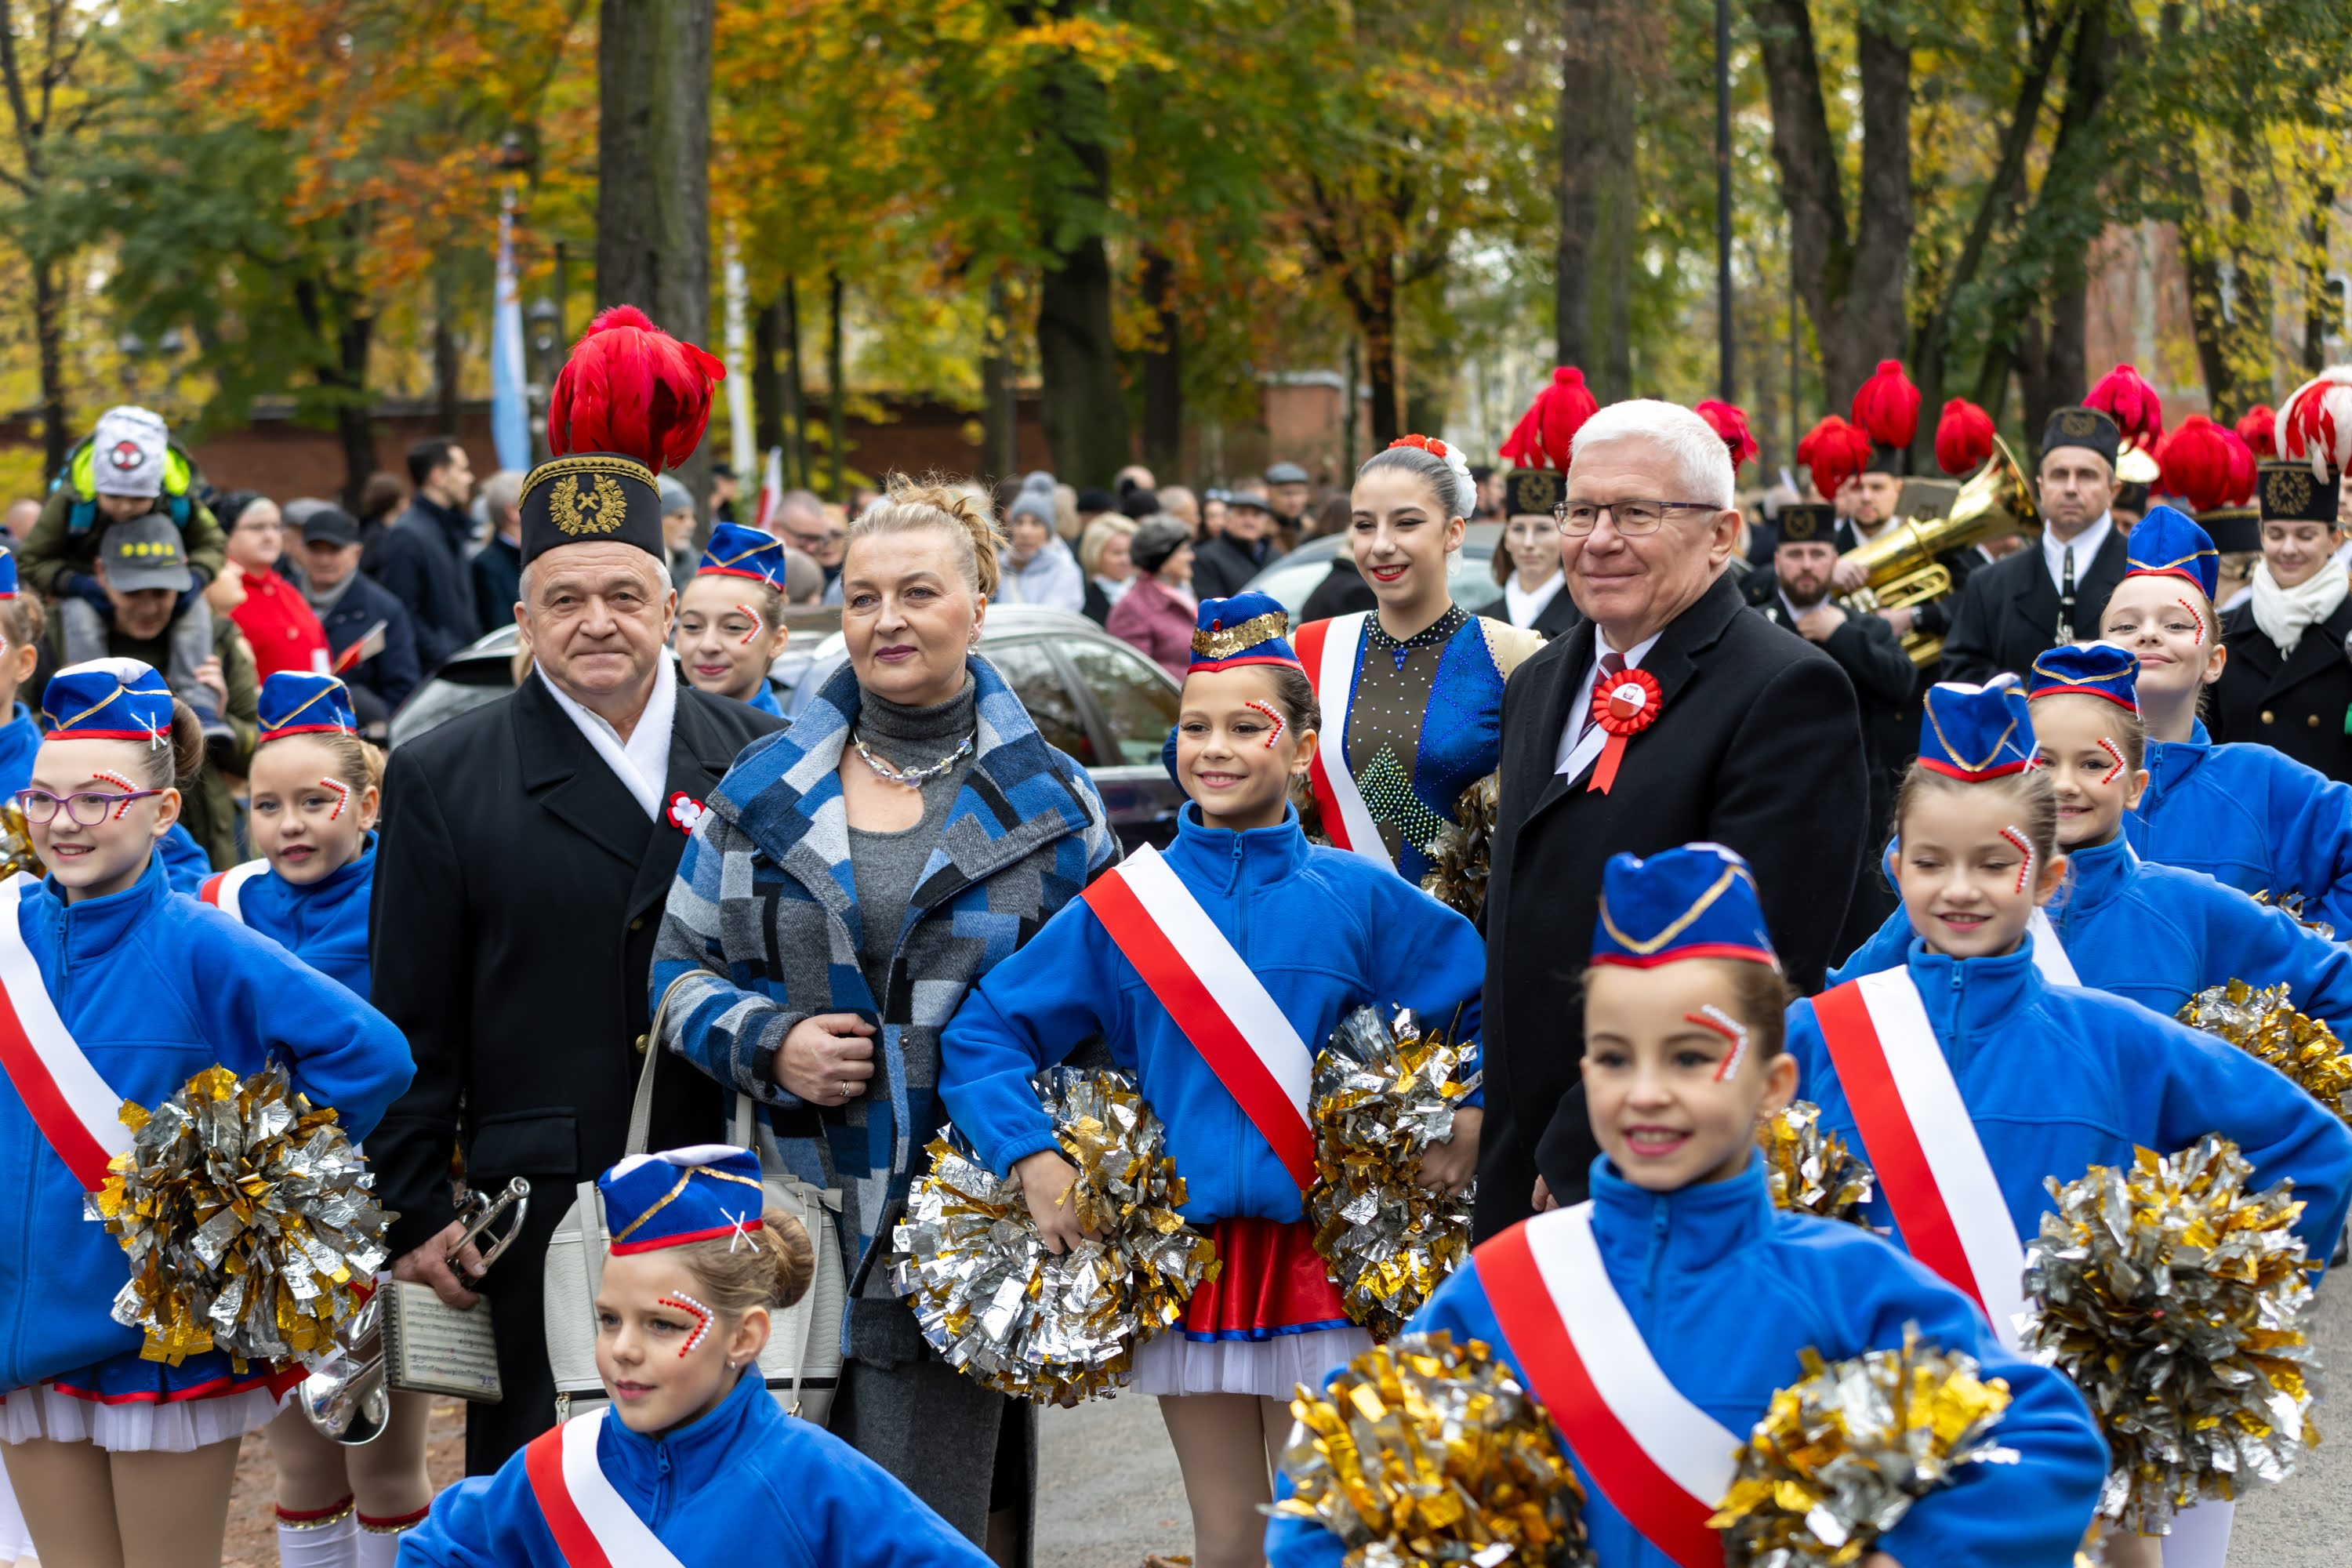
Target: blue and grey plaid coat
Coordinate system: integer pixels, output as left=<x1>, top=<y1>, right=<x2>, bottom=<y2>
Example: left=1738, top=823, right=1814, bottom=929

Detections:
left=651, top=655, right=1118, bottom=1293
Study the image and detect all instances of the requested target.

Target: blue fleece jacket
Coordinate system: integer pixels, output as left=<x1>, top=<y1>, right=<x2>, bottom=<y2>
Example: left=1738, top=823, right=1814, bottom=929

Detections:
left=0, top=852, right=412, bottom=1390
left=1265, top=1157, right=2107, bottom=1568
left=940, top=803, right=1484, bottom=1227
left=1788, top=941, right=2352, bottom=1264
left=1833, top=833, right=2352, bottom=1036
left=2129, top=718, right=2352, bottom=933
left=0, top=703, right=209, bottom=894
left=205, top=837, right=376, bottom=1001
left=405, top=1363, right=990, bottom=1568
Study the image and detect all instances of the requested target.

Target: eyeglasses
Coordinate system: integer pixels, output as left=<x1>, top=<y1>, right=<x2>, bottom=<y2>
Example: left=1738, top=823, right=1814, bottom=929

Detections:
left=16, top=786, right=165, bottom=826
left=1554, top=499, right=1722, bottom=535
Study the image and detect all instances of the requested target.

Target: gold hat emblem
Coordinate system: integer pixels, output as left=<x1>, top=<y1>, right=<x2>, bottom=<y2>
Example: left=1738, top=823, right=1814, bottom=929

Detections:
left=2057, top=408, right=2097, bottom=438
left=551, top=470, right=628, bottom=537
left=2263, top=466, right=2315, bottom=519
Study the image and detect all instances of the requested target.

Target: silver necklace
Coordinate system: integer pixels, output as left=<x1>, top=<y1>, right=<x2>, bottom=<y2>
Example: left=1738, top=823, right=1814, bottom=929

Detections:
left=851, top=729, right=975, bottom=788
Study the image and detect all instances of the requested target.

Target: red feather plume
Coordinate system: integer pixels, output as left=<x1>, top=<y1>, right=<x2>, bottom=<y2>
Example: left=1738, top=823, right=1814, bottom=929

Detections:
left=1797, top=416, right=1872, bottom=503
left=2085, top=363, right=2164, bottom=451
left=546, top=304, right=728, bottom=474
left=1498, top=366, right=1598, bottom=470
left=1933, top=399, right=1995, bottom=477
left=1694, top=400, right=1759, bottom=470
left=2154, top=416, right=2256, bottom=514
left=2235, top=405, right=2278, bottom=459
left=1849, top=360, right=1921, bottom=450
left=2280, top=368, right=2352, bottom=480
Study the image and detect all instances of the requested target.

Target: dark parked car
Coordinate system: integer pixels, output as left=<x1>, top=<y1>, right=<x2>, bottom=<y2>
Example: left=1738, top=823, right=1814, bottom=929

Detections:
left=390, top=606, right=1187, bottom=851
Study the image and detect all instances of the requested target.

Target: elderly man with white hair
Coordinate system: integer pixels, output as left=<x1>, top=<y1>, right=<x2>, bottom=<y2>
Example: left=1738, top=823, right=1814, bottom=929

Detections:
left=1473, top=399, right=1869, bottom=1239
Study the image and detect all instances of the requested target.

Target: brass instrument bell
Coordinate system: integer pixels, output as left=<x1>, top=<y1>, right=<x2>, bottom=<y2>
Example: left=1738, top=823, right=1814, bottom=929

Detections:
left=1837, top=436, right=2041, bottom=666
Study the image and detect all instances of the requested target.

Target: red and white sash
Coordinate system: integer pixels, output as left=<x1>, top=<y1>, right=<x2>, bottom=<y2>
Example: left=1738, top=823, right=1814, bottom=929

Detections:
left=0, top=873, right=132, bottom=1192
left=2026, top=908, right=2079, bottom=986
left=198, top=858, right=269, bottom=925
left=1478, top=1205, right=1738, bottom=1568
left=1082, top=844, right=1318, bottom=1188
left=1290, top=615, right=1395, bottom=871
left=1812, top=969, right=2027, bottom=1347
left=524, top=1406, right=689, bottom=1568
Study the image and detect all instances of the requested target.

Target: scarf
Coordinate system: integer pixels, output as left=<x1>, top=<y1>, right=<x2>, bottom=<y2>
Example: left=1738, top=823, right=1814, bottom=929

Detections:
left=2249, top=557, right=2350, bottom=655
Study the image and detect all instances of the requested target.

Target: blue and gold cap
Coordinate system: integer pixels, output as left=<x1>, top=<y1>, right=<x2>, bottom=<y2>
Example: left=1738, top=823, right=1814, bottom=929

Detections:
left=41, top=658, right=172, bottom=744
left=258, top=672, right=358, bottom=742
left=598, top=1145, right=765, bottom=1256
left=2120, top=505, right=2220, bottom=602
left=696, top=521, right=785, bottom=589
left=1919, top=673, right=2035, bottom=781
left=2028, top=641, right=2139, bottom=713
left=1591, top=843, right=1777, bottom=970
left=1189, top=592, right=1304, bottom=673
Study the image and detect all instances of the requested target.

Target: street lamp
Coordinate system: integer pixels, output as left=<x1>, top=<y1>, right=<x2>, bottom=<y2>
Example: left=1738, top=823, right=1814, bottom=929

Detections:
left=527, top=296, right=561, bottom=462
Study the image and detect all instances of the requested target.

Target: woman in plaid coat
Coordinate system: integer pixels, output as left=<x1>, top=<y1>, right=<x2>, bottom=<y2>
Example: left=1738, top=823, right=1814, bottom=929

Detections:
left=652, top=481, right=1117, bottom=1565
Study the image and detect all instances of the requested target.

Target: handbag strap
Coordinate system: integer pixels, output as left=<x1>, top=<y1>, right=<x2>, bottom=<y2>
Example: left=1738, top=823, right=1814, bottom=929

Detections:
left=576, top=1180, right=607, bottom=1300
left=630, top=971, right=704, bottom=1154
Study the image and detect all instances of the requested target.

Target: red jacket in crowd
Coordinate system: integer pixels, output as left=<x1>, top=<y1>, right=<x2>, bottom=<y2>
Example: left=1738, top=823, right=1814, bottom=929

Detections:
left=231, top=566, right=330, bottom=679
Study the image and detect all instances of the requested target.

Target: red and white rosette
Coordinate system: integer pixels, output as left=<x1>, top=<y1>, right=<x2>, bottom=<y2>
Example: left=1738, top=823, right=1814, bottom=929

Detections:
left=1587, top=666, right=1662, bottom=794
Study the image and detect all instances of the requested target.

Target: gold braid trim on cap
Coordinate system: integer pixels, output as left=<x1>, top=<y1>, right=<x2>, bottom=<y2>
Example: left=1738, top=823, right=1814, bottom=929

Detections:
left=1191, top=609, right=1290, bottom=661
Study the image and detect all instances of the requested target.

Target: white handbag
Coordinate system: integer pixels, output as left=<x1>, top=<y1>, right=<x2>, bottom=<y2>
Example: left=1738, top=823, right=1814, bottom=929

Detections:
left=544, top=981, right=846, bottom=1425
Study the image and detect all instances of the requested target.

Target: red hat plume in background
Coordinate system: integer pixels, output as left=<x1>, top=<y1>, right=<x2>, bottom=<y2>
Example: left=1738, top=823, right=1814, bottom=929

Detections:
left=546, top=305, right=727, bottom=474
left=2234, top=405, right=2277, bottom=459
left=2154, top=416, right=2256, bottom=513
left=1694, top=400, right=1759, bottom=470
left=2085, top=363, right=2164, bottom=452
left=1849, top=360, right=1921, bottom=450
left=2280, top=367, right=2352, bottom=480
left=1797, top=416, right=1872, bottom=503
left=1933, top=399, right=1995, bottom=477
left=1498, top=367, right=1598, bottom=471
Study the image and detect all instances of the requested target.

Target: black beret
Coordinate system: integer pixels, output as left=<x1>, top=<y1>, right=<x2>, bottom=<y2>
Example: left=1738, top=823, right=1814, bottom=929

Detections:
left=520, top=453, right=666, bottom=566
left=1501, top=468, right=1563, bottom=520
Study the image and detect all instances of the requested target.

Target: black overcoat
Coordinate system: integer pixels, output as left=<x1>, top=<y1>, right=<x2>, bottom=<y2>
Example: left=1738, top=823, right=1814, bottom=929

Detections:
left=2213, top=597, right=2352, bottom=784
left=368, top=672, right=782, bottom=1472
left=1939, top=529, right=2128, bottom=686
left=1474, top=572, right=1868, bottom=1238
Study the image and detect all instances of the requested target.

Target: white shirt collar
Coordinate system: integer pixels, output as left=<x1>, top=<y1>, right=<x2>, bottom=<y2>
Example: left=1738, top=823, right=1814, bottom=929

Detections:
left=535, top=656, right=678, bottom=819
left=2042, top=512, right=2113, bottom=591
left=1504, top=570, right=1563, bottom=628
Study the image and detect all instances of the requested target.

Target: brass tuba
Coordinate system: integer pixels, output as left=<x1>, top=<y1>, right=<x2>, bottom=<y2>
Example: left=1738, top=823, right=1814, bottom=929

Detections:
left=1838, top=436, right=2041, bottom=666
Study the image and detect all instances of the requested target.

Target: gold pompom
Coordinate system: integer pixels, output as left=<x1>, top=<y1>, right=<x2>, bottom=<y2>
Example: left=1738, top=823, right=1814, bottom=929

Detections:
left=1272, top=1330, right=1592, bottom=1566
left=2176, top=979, right=2352, bottom=1126
left=2019, top=1136, right=2318, bottom=1534
left=1710, top=1326, right=2015, bottom=1566
left=2252, top=891, right=2335, bottom=942
left=1420, top=773, right=1501, bottom=920
left=1756, top=1101, right=1878, bottom=1225
left=890, top=1069, right=1216, bottom=1405
left=89, top=1064, right=387, bottom=1370
left=1308, top=1006, right=1479, bottom=1341
left=0, top=799, right=43, bottom=882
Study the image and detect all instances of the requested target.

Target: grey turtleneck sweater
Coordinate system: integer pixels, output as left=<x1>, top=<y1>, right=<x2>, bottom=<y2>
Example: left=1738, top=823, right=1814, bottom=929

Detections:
left=845, top=673, right=979, bottom=1003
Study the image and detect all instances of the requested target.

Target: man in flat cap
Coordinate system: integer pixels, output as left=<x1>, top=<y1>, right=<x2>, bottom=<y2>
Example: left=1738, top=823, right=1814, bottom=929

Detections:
left=1940, top=405, right=2131, bottom=684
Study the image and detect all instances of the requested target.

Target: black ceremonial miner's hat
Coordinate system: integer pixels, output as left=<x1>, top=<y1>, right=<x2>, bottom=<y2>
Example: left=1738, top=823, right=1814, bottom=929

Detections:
left=520, top=454, right=666, bottom=566
left=1774, top=502, right=1836, bottom=546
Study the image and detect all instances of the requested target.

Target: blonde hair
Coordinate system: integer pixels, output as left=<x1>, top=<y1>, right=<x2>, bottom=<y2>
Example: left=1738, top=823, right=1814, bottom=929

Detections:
left=1078, top=515, right=1137, bottom=576
left=664, top=1205, right=815, bottom=1320
left=848, top=474, right=1007, bottom=600
left=256, top=727, right=386, bottom=795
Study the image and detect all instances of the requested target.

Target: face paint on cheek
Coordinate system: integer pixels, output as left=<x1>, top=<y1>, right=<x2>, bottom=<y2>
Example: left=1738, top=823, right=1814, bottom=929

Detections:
left=93, top=771, right=139, bottom=818
left=2098, top=738, right=2126, bottom=786
left=1685, top=1004, right=1751, bottom=1082
left=1998, top=824, right=2034, bottom=895
left=733, top=604, right=764, bottom=647
left=2175, top=596, right=2206, bottom=644
left=656, top=1294, right=712, bottom=1358
left=1243, top=699, right=1287, bottom=750
left=319, top=778, right=350, bottom=821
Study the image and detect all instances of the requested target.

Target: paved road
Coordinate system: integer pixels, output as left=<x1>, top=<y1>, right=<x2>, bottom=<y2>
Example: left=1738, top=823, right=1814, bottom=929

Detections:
left=1036, top=1274, right=2352, bottom=1567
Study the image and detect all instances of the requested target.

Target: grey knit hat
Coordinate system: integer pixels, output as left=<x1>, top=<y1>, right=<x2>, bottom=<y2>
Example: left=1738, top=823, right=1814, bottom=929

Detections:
left=1007, top=471, right=1058, bottom=528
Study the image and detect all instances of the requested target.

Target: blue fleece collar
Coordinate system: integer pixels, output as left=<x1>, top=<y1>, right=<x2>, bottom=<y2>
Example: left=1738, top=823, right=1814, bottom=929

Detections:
left=1585, top=1152, right=1776, bottom=1276
left=1163, top=801, right=1312, bottom=885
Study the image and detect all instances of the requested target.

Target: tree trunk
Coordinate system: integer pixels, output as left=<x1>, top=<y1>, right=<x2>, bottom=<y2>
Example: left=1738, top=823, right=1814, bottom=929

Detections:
left=1030, top=13, right=1130, bottom=487
left=1139, top=247, right=1182, bottom=481
left=1362, top=243, right=1403, bottom=448
left=980, top=274, right=1018, bottom=483
left=334, top=312, right=377, bottom=510
left=2014, top=280, right=2088, bottom=453
left=2304, top=187, right=2339, bottom=376
left=782, top=274, right=808, bottom=488
left=31, top=257, right=66, bottom=480
left=1556, top=0, right=1637, bottom=398
left=751, top=292, right=782, bottom=474
left=597, top=0, right=713, bottom=504
left=826, top=270, right=848, bottom=501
